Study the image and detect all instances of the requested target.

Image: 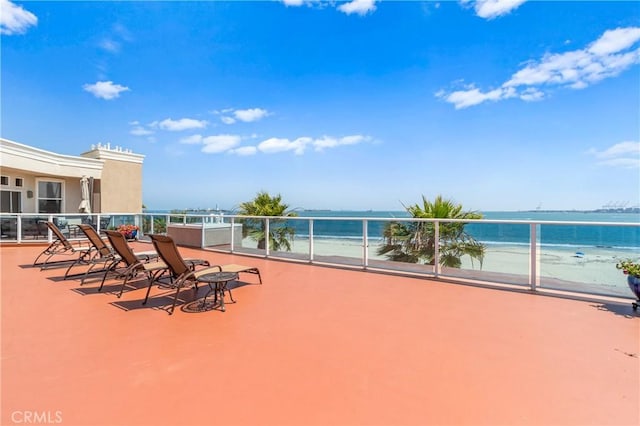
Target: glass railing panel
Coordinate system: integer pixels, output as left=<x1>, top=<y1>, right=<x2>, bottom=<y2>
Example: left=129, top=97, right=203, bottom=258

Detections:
left=168, top=214, right=186, bottom=225
left=441, top=221, right=531, bottom=286
left=537, top=223, right=640, bottom=297
left=56, top=214, right=89, bottom=239
left=367, top=219, right=434, bottom=274
left=231, top=217, right=266, bottom=256
left=200, top=218, right=243, bottom=251
left=109, top=214, right=137, bottom=229
left=19, top=214, right=50, bottom=240
left=0, top=215, right=18, bottom=241
left=366, top=219, right=435, bottom=274
left=310, top=218, right=364, bottom=266
left=142, top=214, right=168, bottom=236
left=185, top=214, right=203, bottom=225
left=267, top=218, right=309, bottom=261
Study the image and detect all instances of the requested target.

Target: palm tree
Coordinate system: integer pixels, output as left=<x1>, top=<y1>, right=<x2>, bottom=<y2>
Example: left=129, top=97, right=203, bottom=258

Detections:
left=237, top=191, right=298, bottom=251
left=378, top=195, right=485, bottom=268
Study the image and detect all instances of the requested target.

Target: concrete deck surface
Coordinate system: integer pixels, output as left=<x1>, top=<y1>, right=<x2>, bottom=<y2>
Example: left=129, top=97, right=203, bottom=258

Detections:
left=1, top=243, right=638, bottom=425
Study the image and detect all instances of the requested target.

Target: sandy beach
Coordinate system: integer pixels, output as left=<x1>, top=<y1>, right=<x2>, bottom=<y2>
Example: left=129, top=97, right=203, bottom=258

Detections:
left=240, top=237, right=638, bottom=298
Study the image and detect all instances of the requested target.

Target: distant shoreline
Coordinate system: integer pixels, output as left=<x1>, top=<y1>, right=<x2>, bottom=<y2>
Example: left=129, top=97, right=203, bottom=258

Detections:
left=520, top=208, right=640, bottom=214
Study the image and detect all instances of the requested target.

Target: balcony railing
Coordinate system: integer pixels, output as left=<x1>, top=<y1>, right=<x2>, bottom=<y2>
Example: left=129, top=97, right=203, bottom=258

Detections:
left=2, top=212, right=639, bottom=299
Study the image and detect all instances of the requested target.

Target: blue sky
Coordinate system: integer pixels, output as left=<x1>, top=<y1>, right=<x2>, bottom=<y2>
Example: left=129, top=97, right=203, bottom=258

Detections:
left=2, top=0, right=639, bottom=212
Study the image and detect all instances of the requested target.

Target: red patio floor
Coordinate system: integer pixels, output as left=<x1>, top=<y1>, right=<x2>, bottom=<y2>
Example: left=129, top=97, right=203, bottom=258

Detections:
left=1, top=243, right=639, bottom=425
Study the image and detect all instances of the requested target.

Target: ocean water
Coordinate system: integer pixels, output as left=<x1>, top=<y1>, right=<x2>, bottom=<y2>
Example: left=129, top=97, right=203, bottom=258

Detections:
left=148, top=209, right=640, bottom=250
left=289, top=210, right=640, bottom=250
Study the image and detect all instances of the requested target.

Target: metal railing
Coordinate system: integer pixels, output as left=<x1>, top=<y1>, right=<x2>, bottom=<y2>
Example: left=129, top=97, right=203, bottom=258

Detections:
left=2, top=212, right=639, bottom=299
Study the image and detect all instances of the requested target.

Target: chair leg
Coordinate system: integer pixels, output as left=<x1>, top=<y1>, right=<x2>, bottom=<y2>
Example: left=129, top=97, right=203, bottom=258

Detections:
left=98, top=271, right=110, bottom=292
left=64, top=259, right=80, bottom=279
left=33, top=242, right=58, bottom=267
left=98, top=261, right=119, bottom=292
left=168, top=288, right=182, bottom=315
left=38, top=252, right=58, bottom=270
left=142, top=281, right=153, bottom=305
left=117, top=274, right=132, bottom=298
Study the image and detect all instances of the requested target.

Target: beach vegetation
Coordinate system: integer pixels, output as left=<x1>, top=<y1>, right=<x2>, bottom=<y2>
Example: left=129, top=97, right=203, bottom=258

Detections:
left=378, top=195, right=485, bottom=268
left=142, top=216, right=166, bottom=234
left=616, top=260, right=640, bottom=278
left=238, top=191, right=298, bottom=251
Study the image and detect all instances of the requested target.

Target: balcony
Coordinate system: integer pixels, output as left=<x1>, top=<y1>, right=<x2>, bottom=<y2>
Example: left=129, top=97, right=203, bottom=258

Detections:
left=3, top=212, right=638, bottom=299
left=1, top=223, right=638, bottom=425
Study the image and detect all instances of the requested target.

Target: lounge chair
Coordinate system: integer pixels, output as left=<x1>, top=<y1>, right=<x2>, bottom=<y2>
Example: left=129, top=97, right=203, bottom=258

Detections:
left=101, top=230, right=169, bottom=297
left=33, top=221, right=93, bottom=269
left=147, top=234, right=262, bottom=315
left=65, top=224, right=157, bottom=284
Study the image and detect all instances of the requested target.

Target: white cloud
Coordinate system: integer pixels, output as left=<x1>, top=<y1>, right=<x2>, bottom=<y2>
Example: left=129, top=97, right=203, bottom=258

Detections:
left=258, top=137, right=311, bottom=155
left=438, top=26, right=640, bottom=108
left=0, top=0, right=37, bottom=35
left=588, top=27, right=640, bottom=56
left=82, top=81, right=130, bottom=100
left=461, top=0, right=527, bottom=19
left=219, top=108, right=270, bottom=124
left=234, top=108, right=270, bottom=122
left=279, top=0, right=377, bottom=15
left=437, top=86, right=515, bottom=109
left=180, top=134, right=203, bottom=144
left=201, top=134, right=241, bottom=153
left=256, top=134, right=372, bottom=155
left=518, top=87, right=544, bottom=102
left=112, top=23, right=132, bottom=42
left=99, top=38, right=120, bottom=53
left=338, top=0, right=377, bottom=16
left=313, top=135, right=372, bottom=151
left=185, top=132, right=372, bottom=155
left=587, top=141, right=640, bottom=168
left=230, top=146, right=258, bottom=156
left=156, top=118, right=208, bottom=131
left=130, top=126, right=154, bottom=136
left=129, top=121, right=154, bottom=137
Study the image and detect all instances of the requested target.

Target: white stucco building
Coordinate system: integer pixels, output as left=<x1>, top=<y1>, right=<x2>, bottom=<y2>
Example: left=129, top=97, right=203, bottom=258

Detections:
left=0, top=138, right=145, bottom=214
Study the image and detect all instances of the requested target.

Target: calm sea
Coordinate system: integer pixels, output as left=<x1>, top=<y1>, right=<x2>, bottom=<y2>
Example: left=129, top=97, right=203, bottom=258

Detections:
left=291, top=210, right=640, bottom=249
left=149, top=209, right=640, bottom=249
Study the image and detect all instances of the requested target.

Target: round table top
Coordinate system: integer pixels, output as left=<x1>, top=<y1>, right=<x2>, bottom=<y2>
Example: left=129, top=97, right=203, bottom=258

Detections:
left=198, top=271, right=238, bottom=283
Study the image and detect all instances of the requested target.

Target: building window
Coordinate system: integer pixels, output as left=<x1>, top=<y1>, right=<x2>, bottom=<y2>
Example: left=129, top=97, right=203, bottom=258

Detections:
left=15, top=178, right=23, bottom=187
left=0, top=176, right=8, bottom=186
left=1, top=190, right=22, bottom=213
left=37, top=180, right=64, bottom=213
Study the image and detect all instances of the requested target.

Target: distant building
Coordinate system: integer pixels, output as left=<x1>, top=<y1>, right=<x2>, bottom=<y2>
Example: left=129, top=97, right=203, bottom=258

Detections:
left=0, top=138, right=144, bottom=214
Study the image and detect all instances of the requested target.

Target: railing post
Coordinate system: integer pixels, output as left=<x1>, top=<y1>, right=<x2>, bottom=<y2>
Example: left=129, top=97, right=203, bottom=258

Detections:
left=150, top=215, right=155, bottom=235
left=434, top=220, right=440, bottom=277
left=309, top=219, right=314, bottom=262
left=48, top=214, right=54, bottom=243
left=201, top=219, right=206, bottom=249
left=265, top=218, right=270, bottom=257
left=16, top=215, right=22, bottom=243
left=135, top=214, right=140, bottom=238
left=230, top=217, right=235, bottom=252
left=363, top=219, right=369, bottom=269
left=529, top=223, right=538, bottom=291
left=165, top=215, right=170, bottom=235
